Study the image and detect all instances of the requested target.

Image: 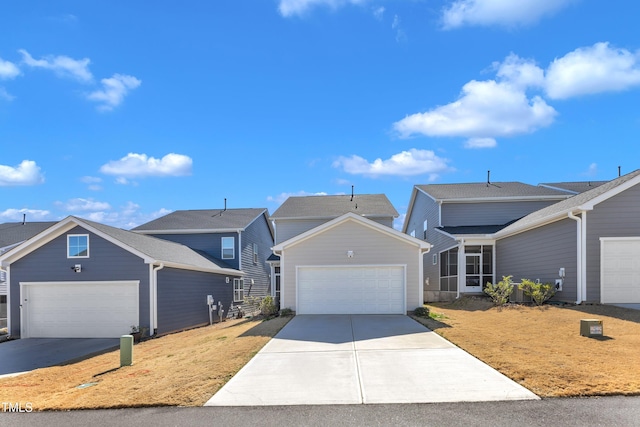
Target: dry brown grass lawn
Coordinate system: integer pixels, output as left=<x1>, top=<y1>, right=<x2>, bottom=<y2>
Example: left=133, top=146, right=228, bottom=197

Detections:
left=0, top=316, right=290, bottom=411
left=416, top=298, right=640, bottom=397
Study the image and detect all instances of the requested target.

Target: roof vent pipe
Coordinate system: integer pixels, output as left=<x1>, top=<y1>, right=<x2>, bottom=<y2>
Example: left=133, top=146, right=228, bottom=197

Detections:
left=218, top=198, right=227, bottom=216
left=351, top=185, right=354, bottom=201
left=618, top=166, right=621, bottom=177
left=22, top=213, right=26, bottom=225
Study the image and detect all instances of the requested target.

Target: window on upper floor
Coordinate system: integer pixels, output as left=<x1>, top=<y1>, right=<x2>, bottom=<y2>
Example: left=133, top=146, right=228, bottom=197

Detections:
left=423, top=220, right=428, bottom=239
left=253, top=243, right=258, bottom=264
left=222, top=237, right=234, bottom=259
left=233, top=278, right=244, bottom=302
left=410, top=230, right=416, bottom=238
left=68, top=234, right=89, bottom=258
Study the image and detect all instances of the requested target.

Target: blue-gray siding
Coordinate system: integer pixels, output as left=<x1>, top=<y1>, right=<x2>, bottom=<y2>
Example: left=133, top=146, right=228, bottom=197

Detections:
left=442, top=200, right=558, bottom=227
left=8, top=226, right=150, bottom=336
left=496, top=218, right=577, bottom=302
left=405, top=191, right=456, bottom=294
left=156, top=267, right=236, bottom=334
left=149, top=232, right=240, bottom=270
left=239, top=214, right=273, bottom=299
left=585, top=182, right=640, bottom=302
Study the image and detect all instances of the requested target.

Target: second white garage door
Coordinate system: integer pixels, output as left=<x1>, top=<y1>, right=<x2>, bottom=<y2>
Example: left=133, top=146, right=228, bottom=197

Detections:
left=601, top=238, right=640, bottom=304
left=20, top=281, right=139, bottom=338
left=297, top=266, right=405, bottom=314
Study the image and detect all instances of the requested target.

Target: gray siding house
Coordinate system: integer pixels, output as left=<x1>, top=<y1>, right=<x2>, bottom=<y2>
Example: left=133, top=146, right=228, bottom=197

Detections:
left=403, top=182, right=571, bottom=302
left=404, top=170, right=640, bottom=306
left=270, top=194, right=430, bottom=314
left=0, top=216, right=243, bottom=339
left=0, top=221, right=57, bottom=328
left=132, top=208, right=274, bottom=307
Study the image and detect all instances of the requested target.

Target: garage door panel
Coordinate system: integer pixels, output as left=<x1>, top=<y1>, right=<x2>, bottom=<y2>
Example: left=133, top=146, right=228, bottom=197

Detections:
left=601, top=239, right=640, bottom=304
left=22, top=281, right=139, bottom=338
left=298, top=266, right=404, bottom=315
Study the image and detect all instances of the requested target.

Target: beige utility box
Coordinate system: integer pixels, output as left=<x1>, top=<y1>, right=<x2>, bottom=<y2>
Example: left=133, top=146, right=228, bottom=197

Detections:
left=580, top=319, right=603, bottom=337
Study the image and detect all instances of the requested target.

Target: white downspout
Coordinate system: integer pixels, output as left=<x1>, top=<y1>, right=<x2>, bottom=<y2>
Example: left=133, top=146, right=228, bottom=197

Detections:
left=581, top=212, right=588, bottom=302
left=457, top=238, right=464, bottom=299
left=568, top=212, right=582, bottom=304
left=151, top=263, right=164, bottom=336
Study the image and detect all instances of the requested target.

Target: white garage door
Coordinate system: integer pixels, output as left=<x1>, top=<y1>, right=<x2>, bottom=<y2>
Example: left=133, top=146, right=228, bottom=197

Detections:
left=297, top=266, right=405, bottom=314
left=601, top=238, right=640, bottom=304
left=21, top=281, right=139, bottom=338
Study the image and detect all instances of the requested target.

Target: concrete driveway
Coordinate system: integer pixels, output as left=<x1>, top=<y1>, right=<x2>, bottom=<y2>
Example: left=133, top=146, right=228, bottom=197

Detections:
left=205, top=315, right=538, bottom=406
left=0, top=338, right=119, bottom=377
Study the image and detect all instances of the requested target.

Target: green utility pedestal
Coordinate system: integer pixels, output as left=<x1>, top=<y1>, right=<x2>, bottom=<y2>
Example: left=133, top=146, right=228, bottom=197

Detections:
left=120, top=335, right=134, bottom=366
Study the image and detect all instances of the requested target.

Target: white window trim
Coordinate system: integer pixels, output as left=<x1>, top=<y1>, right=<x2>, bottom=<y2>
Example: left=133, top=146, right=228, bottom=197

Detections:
left=432, top=253, right=437, bottom=265
left=423, top=220, right=428, bottom=239
left=233, top=278, right=244, bottom=302
left=222, top=237, right=235, bottom=260
left=67, top=234, right=90, bottom=259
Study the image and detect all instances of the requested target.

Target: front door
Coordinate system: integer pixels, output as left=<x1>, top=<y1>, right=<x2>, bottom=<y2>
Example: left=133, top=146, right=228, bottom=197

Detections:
left=466, top=253, right=481, bottom=287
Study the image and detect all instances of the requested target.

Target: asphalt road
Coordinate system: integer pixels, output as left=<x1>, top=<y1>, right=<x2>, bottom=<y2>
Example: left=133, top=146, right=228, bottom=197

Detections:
left=2, top=396, right=640, bottom=427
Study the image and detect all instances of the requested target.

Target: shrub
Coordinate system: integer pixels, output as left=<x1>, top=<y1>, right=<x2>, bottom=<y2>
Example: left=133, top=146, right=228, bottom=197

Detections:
left=280, top=307, right=294, bottom=317
left=414, top=306, right=430, bottom=317
left=484, top=275, right=514, bottom=306
left=519, top=279, right=556, bottom=306
left=259, top=295, right=278, bottom=316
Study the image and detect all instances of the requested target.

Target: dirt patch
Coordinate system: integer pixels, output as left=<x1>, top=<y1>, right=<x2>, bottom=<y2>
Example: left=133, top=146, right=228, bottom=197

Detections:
left=414, top=298, right=640, bottom=397
left=0, top=316, right=291, bottom=410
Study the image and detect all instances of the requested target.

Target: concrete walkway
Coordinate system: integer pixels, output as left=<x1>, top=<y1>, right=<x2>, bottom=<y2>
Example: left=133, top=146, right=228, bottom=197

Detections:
left=205, top=315, right=538, bottom=406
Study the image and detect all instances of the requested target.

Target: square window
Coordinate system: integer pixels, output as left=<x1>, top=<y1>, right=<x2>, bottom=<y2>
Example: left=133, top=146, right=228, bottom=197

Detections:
left=233, top=278, right=244, bottom=302
left=222, top=237, right=234, bottom=259
left=68, top=234, right=89, bottom=258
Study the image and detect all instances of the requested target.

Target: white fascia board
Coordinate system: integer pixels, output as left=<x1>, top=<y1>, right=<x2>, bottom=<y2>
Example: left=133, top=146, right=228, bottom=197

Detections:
left=134, top=228, right=243, bottom=235
left=273, top=212, right=430, bottom=252
left=434, top=227, right=457, bottom=240
left=493, top=212, right=580, bottom=240
left=441, top=195, right=569, bottom=203
left=581, top=174, right=640, bottom=210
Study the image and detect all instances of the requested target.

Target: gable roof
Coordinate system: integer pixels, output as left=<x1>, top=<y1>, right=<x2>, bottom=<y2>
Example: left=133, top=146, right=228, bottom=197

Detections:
left=538, top=181, right=608, bottom=195
left=132, top=208, right=272, bottom=237
left=272, top=212, right=429, bottom=252
left=496, top=169, right=640, bottom=238
left=0, top=221, right=57, bottom=250
left=416, top=182, right=571, bottom=202
left=270, top=194, right=398, bottom=220
left=0, top=216, right=242, bottom=275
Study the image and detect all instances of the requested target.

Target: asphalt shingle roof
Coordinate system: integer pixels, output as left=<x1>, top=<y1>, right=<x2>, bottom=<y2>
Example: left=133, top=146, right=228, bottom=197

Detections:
left=498, top=169, right=640, bottom=236
left=417, top=182, right=571, bottom=201
left=79, top=218, right=239, bottom=272
left=539, top=181, right=608, bottom=194
left=0, top=222, right=57, bottom=248
left=132, top=208, right=268, bottom=232
left=270, top=194, right=398, bottom=219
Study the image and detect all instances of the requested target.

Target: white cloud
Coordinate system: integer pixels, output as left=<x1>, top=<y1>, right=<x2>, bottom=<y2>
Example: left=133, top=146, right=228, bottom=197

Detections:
left=100, top=153, right=193, bottom=178
left=545, top=42, right=640, bottom=99
left=465, top=137, right=497, bottom=148
left=391, top=14, right=407, bottom=43
left=0, top=57, right=20, bottom=79
left=19, top=49, right=93, bottom=83
left=393, top=213, right=406, bottom=231
left=87, top=73, right=141, bottom=111
left=75, top=203, right=172, bottom=229
left=583, top=163, right=598, bottom=176
left=441, top=0, right=574, bottom=29
left=278, top=0, right=368, bottom=17
left=81, top=176, right=102, bottom=191
left=373, top=6, right=385, bottom=20
left=394, top=79, right=556, bottom=140
left=495, top=54, right=545, bottom=89
left=267, top=191, right=328, bottom=204
left=0, top=87, right=14, bottom=101
left=57, top=198, right=111, bottom=212
left=0, top=160, right=45, bottom=186
left=0, top=208, right=51, bottom=222
left=333, top=149, right=452, bottom=179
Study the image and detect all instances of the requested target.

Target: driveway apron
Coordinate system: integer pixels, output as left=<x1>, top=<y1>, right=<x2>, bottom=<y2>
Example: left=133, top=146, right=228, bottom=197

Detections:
left=206, top=315, right=537, bottom=406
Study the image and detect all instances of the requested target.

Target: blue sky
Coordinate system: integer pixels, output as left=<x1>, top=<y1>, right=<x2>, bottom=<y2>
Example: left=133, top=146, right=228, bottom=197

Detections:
left=1, top=1, right=639, bottom=229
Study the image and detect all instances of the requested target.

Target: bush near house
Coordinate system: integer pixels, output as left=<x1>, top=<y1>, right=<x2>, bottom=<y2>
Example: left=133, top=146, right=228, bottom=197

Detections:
left=519, top=279, right=556, bottom=306
left=484, top=275, right=514, bottom=306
